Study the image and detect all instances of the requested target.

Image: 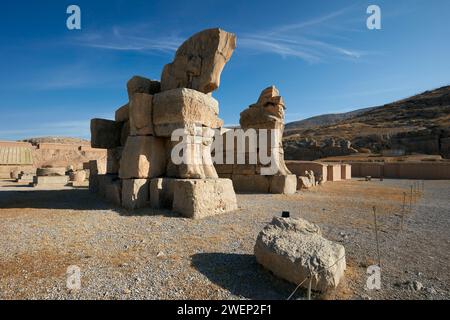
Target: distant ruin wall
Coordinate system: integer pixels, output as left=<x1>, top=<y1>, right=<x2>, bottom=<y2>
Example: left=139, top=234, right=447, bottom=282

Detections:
left=285, top=161, right=328, bottom=183
left=351, top=162, right=450, bottom=180
left=0, top=140, right=106, bottom=179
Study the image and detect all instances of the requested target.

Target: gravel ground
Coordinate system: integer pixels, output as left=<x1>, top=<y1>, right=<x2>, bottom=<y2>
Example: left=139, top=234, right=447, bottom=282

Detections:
left=0, top=178, right=449, bottom=300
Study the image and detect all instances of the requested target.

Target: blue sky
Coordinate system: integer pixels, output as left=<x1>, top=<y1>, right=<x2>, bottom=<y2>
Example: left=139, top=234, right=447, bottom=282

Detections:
left=0, top=0, right=449, bottom=140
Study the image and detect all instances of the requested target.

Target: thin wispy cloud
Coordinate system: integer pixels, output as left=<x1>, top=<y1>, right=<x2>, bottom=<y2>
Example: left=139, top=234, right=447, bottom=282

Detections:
left=239, top=6, right=366, bottom=63
left=69, top=7, right=365, bottom=63
left=73, top=24, right=183, bottom=54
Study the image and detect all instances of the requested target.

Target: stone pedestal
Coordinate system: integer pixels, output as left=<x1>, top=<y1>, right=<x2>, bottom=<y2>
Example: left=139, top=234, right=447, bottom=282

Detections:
left=33, top=175, right=69, bottom=187
left=172, top=178, right=238, bottom=219
left=122, top=179, right=150, bottom=210
left=149, top=178, right=237, bottom=218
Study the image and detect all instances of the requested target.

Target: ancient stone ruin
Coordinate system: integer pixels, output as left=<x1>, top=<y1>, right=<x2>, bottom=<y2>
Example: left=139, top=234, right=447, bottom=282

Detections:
left=33, top=167, right=69, bottom=187
left=90, top=28, right=238, bottom=218
left=215, top=86, right=297, bottom=194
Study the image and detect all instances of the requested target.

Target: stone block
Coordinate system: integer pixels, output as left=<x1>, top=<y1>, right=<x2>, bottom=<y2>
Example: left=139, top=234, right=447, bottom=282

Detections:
left=120, top=121, right=130, bottom=146
left=119, top=136, right=166, bottom=179
left=33, top=175, right=69, bottom=186
left=165, top=133, right=218, bottom=179
left=69, top=170, right=87, bottom=182
left=152, top=88, right=222, bottom=137
left=90, top=118, right=122, bottom=149
left=127, top=76, right=161, bottom=100
left=122, top=179, right=150, bottom=210
left=232, top=164, right=257, bottom=175
left=214, top=164, right=233, bottom=174
left=106, top=147, right=123, bottom=174
left=96, top=174, right=122, bottom=205
left=129, top=93, right=153, bottom=136
left=270, top=174, right=297, bottom=194
left=115, top=103, right=129, bottom=122
left=231, top=174, right=270, bottom=193
left=149, top=178, right=176, bottom=209
left=172, top=178, right=237, bottom=219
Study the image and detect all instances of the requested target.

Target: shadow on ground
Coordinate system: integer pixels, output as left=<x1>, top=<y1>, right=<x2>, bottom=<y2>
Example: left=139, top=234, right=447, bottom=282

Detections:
left=0, top=188, right=184, bottom=219
left=0, top=189, right=113, bottom=210
left=191, top=252, right=304, bottom=300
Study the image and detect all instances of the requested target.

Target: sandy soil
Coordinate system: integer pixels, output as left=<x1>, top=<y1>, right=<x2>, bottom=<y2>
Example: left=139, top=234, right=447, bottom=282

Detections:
left=0, top=178, right=449, bottom=300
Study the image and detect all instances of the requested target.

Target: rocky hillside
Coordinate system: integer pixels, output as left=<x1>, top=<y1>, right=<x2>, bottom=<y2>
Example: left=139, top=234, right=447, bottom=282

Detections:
left=285, top=107, right=374, bottom=131
left=284, top=86, right=450, bottom=160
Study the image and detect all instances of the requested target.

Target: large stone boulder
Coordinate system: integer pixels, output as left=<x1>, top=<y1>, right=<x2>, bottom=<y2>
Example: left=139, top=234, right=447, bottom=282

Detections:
left=254, top=217, right=346, bottom=292
left=153, top=88, right=222, bottom=137
left=160, top=28, right=236, bottom=94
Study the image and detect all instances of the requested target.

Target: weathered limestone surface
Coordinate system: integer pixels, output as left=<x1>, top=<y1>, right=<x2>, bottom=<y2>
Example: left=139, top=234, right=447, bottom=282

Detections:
left=153, top=88, right=222, bottom=137
left=165, top=131, right=218, bottom=179
left=127, top=76, right=161, bottom=100
left=160, top=28, right=236, bottom=94
left=172, top=178, right=237, bottom=219
left=33, top=175, right=69, bottom=186
left=91, top=119, right=122, bottom=149
left=240, top=86, right=285, bottom=130
left=121, top=121, right=130, bottom=146
left=115, top=103, right=129, bottom=122
left=69, top=170, right=86, bottom=182
left=17, top=172, right=34, bottom=182
left=122, top=179, right=150, bottom=210
left=106, top=147, right=123, bottom=174
left=105, top=180, right=122, bottom=206
left=215, top=86, right=295, bottom=193
left=231, top=174, right=270, bottom=193
left=130, top=93, right=153, bottom=136
left=149, top=178, right=175, bottom=209
left=119, top=136, right=166, bottom=179
left=270, top=175, right=297, bottom=194
left=254, top=217, right=346, bottom=292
